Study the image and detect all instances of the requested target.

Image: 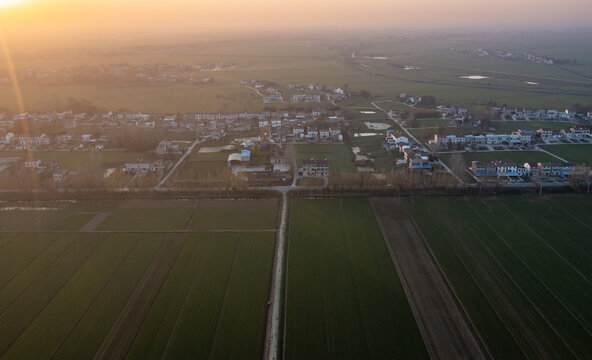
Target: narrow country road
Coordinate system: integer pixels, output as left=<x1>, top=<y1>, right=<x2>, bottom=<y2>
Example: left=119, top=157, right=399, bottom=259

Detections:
left=263, top=190, right=288, bottom=360
left=156, top=139, right=204, bottom=188
left=371, top=101, right=465, bottom=185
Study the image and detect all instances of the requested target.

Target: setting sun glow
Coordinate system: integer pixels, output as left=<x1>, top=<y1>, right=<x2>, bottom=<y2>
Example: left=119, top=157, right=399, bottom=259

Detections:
left=0, top=0, right=22, bottom=7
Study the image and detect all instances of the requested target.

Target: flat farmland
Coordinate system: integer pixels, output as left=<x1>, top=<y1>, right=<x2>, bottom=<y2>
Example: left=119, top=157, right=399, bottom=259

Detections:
left=406, top=195, right=592, bottom=359
left=541, top=144, right=592, bottom=164
left=189, top=199, right=278, bottom=230
left=0, top=199, right=277, bottom=359
left=0, top=151, right=158, bottom=170
left=285, top=198, right=428, bottom=359
left=370, top=198, right=488, bottom=360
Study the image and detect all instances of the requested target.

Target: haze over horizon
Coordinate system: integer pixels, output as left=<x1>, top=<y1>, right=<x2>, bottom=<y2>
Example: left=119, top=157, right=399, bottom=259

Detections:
left=1, top=0, right=592, bottom=43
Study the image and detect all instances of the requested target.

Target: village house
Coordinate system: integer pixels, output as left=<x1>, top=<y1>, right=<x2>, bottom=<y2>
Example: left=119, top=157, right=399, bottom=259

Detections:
left=299, top=159, right=329, bottom=177
left=408, top=153, right=432, bottom=171
left=53, top=169, right=69, bottom=183
left=163, top=115, right=178, bottom=128
left=123, top=160, right=164, bottom=174
left=24, top=159, right=42, bottom=169
left=18, top=134, right=50, bottom=146
left=319, top=129, right=330, bottom=140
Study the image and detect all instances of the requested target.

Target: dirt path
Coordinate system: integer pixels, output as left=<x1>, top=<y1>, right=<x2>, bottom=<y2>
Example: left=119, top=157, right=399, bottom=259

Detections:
left=370, top=198, right=489, bottom=360
left=79, top=212, right=111, bottom=232
left=93, top=236, right=185, bottom=360
left=263, top=191, right=288, bottom=360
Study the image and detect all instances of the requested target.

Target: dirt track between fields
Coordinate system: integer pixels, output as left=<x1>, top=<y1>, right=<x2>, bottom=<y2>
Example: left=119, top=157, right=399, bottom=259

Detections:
left=370, top=197, right=489, bottom=360
left=93, top=236, right=185, bottom=360
left=79, top=212, right=111, bottom=232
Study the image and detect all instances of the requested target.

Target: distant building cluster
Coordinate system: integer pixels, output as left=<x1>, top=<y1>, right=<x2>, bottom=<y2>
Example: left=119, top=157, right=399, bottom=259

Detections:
left=492, top=107, right=592, bottom=122
left=471, top=160, right=587, bottom=179
left=382, top=130, right=432, bottom=170
left=473, top=48, right=560, bottom=65
left=430, top=131, right=533, bottom=148
left=1, top=62, right=226, bottom=86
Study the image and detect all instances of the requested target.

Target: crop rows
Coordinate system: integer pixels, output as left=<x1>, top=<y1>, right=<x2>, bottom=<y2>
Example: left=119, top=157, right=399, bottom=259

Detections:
left=286, top=198, right=428, bottom=359
left=0, top=230, right=275, bottom=360
left=406, top=196, right=592, bottom=359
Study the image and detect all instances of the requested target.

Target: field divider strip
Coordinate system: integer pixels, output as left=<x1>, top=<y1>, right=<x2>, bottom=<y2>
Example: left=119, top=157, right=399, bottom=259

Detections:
left=49, top=234, right=142, bottom=360
left=467, top=199, right=587, bottom=356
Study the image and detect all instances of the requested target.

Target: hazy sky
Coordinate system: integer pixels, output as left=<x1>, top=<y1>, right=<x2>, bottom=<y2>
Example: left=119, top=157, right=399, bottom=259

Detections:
left=1, top=0, right=592, bottom=38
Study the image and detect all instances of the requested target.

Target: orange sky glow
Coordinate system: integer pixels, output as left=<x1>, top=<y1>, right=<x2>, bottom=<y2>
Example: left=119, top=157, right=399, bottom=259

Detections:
left=1, top=0, right=591, bottom=41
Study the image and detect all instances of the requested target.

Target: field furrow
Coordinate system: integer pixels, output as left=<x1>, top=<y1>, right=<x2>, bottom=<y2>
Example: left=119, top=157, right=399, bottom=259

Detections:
left=2, top=234, right=140, bottom=359
left=51, top=234, right=165, bottom=360
left=93, top=234, right=185, bottom=360
left=0, top=233, right=104, bottom=357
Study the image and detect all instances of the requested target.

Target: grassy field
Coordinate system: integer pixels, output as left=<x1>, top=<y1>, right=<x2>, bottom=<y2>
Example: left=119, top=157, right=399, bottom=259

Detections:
left=3, top=33, right=590, bottom=114
left=296, top=144, right=355, bottom=171
left=285, top=198, right=428, bottom=359
left=0, top=199, right=277, bottom=359
left=489, top=120, right=574, bottom=133
left=408, top=128, right=438, bottom=140
left=406, top=196, right=592, bottom=359
left=127, top=232, right=274, bottom=359
left=439, top=150, right=559, bottom=167
left=0, top=151, right=158, bottom=170
left=541, top=144, right=592, bottom=164
left=350, top=135, right=394, bottom=170
left=190, top=199, right=278, bottom=230
left=412, top=118, right=454, bottom=128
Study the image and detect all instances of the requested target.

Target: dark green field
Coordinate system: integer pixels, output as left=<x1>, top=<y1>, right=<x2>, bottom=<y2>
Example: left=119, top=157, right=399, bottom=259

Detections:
left=189, top=199, right=278, bottom=230
left=285, top=198, right=428, bottom=359
left=406, top=195, right=592, bottom=359
left=541, top=144, right=592, bottom=164
left=0, top=200, right=276, bottom=360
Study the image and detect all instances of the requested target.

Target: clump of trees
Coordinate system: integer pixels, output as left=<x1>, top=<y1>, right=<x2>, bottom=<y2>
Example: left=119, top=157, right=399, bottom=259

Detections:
left=418, top=96, right=436, bottom=108
left=326, top=168, right=459, bottom=190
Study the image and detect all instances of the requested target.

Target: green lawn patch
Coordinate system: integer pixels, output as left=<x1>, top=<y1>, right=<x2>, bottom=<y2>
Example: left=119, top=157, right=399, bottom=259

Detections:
left=540, top=144, right=592, bottom=165
left=296, top=144, right=355, bottom=171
